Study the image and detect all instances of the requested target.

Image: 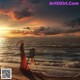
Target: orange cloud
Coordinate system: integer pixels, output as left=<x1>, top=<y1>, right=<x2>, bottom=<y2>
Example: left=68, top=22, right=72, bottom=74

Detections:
left=0, top=8, right=33, bottom=21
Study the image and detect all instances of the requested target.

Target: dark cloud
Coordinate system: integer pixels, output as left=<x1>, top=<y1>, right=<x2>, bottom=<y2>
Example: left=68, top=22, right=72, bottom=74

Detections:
left=33, top=26, right=63, bottom=35
left=0, top=0, right=33, bottom=21
left=12, top=8, right=33, bottom=20
left=34, top=26, right=49, bottom=32
left=0, top=8, right=33, bottom=21
left=33, top=23, right=80, bottom=35
left=66, top=17, right=80, bottom=27
left=0, top=0, right=80, bottom=22
left=64, top=17, right=80, bottom=33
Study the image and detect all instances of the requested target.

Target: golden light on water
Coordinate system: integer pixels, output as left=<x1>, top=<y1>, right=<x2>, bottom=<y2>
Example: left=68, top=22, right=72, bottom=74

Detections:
left=0, top=38, right=8, bottom=53
left=0, top=38, right=7, bottom=65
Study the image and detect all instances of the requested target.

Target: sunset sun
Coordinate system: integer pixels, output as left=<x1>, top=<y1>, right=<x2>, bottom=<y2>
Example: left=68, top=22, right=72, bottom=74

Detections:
left=0, top=27, right=10, bottom=35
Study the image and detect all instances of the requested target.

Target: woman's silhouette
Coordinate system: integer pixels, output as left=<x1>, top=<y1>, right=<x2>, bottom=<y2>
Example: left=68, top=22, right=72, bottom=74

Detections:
left=18, top=40, right=29, bottom=70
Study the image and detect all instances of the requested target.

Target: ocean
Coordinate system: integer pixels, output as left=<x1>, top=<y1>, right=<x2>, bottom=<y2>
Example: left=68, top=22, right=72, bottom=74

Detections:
left=0, top=36, right=80, bottom=77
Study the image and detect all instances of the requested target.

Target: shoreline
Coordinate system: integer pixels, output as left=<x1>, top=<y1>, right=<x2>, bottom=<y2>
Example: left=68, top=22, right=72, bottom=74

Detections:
left=0, top=62, right=80, bottom=77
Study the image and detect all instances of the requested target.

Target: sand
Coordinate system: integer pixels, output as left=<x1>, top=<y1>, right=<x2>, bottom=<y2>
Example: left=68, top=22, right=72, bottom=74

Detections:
left=0, top=66, right=80, bottom=80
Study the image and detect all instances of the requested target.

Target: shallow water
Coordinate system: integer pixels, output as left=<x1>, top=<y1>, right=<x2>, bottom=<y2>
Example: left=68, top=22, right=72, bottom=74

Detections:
left=0, top=37, right=80, bottom=77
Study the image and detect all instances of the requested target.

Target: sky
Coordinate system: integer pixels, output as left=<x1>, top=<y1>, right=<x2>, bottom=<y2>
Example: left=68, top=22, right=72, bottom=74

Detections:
left=0, top=0, right=80, bottom=37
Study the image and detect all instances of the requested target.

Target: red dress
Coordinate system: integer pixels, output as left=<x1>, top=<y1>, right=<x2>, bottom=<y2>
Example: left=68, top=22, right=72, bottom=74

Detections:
left=20, top=54, right=29, bottom=70
left=19, top=42, right=29, bottom=70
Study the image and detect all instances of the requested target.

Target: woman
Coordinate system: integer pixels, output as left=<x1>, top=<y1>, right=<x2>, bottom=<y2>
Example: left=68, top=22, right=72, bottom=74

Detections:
left=18, top=40, right=29, bottom=70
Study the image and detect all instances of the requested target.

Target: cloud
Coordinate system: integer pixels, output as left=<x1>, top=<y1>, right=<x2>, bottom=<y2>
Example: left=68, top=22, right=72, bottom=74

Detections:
left=33, top=26, right=52, bottom=35
left=0, top=0, right=33, bottom=21
left=10, top=30, right=24, bottom=34
left=7, top=25, right=80, bottom=37
left=12, top=8, right=33, bottom=21
left=66, top=17, right=80, bottom=28
left=32, top=23, right=80, bottom=36
left=64, top=17, right=80, bottom=33
left=10, top=29, right=30, bottom=35
left=0, top=8, right=33, bottom=21
left=33, top=26, right=68, bottom=35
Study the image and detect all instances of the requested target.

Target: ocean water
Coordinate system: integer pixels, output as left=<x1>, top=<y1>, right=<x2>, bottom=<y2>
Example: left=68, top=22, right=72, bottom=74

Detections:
left=0, top=37, right=80, bottom=77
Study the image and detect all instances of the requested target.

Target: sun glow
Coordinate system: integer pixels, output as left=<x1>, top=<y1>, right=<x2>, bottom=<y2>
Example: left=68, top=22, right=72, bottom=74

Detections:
left=0, top=27, right=10, bottom=36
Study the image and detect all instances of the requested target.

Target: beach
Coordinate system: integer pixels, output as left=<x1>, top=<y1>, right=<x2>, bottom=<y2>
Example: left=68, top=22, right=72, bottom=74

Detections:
left=0, top=64, right=80, bottom=80
left=0, top=65, right=53, bottom=80
left=0, top=37, right=80, bottom=80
